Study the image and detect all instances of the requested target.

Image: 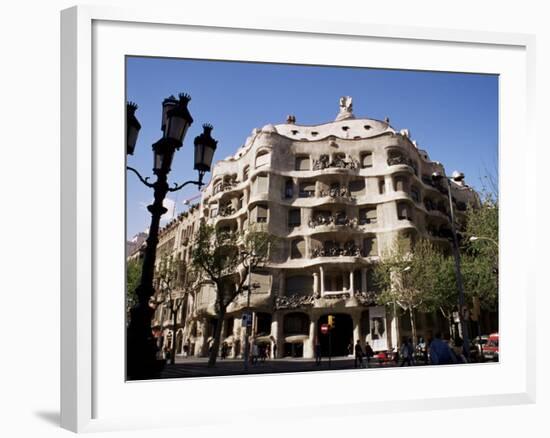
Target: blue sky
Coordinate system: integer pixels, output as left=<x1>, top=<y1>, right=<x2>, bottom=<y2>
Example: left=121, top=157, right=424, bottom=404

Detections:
left=126, top=57, right=498, bottom=239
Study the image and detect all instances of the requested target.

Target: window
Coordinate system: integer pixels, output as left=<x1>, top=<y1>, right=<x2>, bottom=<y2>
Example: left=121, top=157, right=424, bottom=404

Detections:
left=256, top=204, right=268, bottom=223
left=299, top=181, right=315, bottom=197
left=411, top=186, right=421, bottom=203
left=213, top=179, right=223, bottom=194
left=255, top=150, right=270, bottom=168
left=359, top=207, right=377, bottom=225
left=397, top=202, right=412, bottom=220
left=254, top=174, right=268, bottom=193
left=243, top=165, right=250, bottom=181
left=210, top=206, right=218, bottom=218
left=361, top=152, right=373, bottom=168
left=349, top=179, right=366, bottom=197
left=283, top=312, right=309, bottom=334
left=284, top=179, right=294, bottom=198
left=238, top=195, right=244, bottom=210
left=378, top=178, right=386, bottom=194
left=291, top=239, right=306, bottom=259
left=288, top=209, right=301, bottom=229
left=394, top=176, right=406, bottom=192
left=363, top=237, right=378, bottom=257
left=295, top=156, right=310, bottom=171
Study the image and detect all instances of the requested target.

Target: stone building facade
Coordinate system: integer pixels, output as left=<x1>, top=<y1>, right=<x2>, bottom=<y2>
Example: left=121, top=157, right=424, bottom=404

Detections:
left=150, top=98, right=479, bottom=359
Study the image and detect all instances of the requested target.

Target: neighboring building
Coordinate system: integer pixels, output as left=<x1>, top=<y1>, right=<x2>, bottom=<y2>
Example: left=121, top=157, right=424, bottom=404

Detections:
left=149, top=97, right=479, bottom=359
left=126, top=231, right=148, bottom=261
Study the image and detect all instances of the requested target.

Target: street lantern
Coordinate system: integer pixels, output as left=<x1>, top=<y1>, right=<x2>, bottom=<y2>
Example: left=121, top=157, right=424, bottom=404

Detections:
left=126, top=102, right=141, bottom=155
left=194, top=123, right=218, bottom=174
left=164, top=93, right=193, bottom=144
left=161, top=95, right=178, bottom=132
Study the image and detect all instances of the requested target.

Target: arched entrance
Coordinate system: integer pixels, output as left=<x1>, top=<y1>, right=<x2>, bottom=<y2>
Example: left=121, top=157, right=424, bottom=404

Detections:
left=317, top=313, right=353, bottom=357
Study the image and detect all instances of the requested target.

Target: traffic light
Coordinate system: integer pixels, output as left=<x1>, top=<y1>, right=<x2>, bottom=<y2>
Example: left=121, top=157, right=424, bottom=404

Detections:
left=327, top=315, right=335, bottom=328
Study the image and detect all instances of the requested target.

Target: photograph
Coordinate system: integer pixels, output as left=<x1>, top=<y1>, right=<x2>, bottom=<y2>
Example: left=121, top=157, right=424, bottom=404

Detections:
left=125, top=57, right=499, bottom=380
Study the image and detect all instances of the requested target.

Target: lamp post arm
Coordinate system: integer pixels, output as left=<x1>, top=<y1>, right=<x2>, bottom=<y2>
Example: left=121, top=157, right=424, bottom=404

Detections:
left=168, top=179, right=204, bottom=192
left=127, top=166, right=155, bottom=188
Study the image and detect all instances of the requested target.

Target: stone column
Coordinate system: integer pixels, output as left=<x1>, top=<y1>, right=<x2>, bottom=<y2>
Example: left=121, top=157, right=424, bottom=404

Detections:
left=349, top=271, right=354, bottom=293
left=319, top=266, right=325, bottom=296
left=313, top=272, right=319, bottom=297
left=352, top=313, right=361, bottom=345
left=389, top=304, right=400, bottom=351
left=233, top=317, right=242, bottom=358
left=361, top=268, right=368, bottom=293
left=304, top=315, right=317, bottom=359
left=278, top=273, right=285, bottom=297
left=271, top=312, right=283, bottom=358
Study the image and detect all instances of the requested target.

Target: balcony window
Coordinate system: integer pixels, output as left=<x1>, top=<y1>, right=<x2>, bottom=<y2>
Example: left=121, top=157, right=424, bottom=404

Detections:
left=397, top=202, right=412, bottom=221
left=361, top=152, right=373, bottom=168
left=299, top=181, right=315, bottom=197
left=295, top=155, right=310, bottom=171
left=411, top=186, right=421, bottom=203
left=255, top=150, right=270, bottom=168
left=349, top=179, right=366, bottom=197
left=394, top=176, right=406, bottom=192
left=363, top=236, right=378, bottom=257
left=284, top=179, right=294, bottom=199
left=291, top=238, right=306, bottom=259
left=254, top=174, right=268, bottom=194
left=288, top=209, right=301, bottom=229
left=256, top=204, right=268, bottom=223
left=359, top=207, right=377, bottom=225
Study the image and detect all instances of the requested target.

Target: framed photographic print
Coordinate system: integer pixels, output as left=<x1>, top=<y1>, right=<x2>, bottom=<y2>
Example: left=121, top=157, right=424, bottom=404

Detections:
left=61, top=4, right=536, bottom=433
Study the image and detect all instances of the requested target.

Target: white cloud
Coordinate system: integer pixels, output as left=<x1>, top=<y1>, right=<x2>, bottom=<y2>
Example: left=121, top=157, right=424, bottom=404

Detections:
left=139, top=197, right=177, bottom=224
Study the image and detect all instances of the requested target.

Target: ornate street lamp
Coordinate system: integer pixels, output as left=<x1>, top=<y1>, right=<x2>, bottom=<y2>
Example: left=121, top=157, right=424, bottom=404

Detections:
left=126, top=93, right=217, bottom=380
left=126, top=102, right=141, bottom=155
left=432, top=170, right=470, bottom=360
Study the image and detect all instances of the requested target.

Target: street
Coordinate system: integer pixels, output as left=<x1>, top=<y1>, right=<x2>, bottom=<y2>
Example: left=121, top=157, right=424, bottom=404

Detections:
left=155, top=355, right=429, bottom=379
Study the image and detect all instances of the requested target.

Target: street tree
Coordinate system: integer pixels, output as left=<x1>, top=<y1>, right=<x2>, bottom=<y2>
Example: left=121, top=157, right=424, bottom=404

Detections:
left=191, top=223, right=276, bottom=367
left=373, top=237, right=439, bottom=346
left=154, top=255, right=199, bottom=364
left=126, top=259, right=142, bottom=314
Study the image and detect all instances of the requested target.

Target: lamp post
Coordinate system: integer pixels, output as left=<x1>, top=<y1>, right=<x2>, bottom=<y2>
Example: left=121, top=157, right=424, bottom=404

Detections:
left=126, top=95, right=217, bottom=380
left=432, top=171, right=470, bottom=360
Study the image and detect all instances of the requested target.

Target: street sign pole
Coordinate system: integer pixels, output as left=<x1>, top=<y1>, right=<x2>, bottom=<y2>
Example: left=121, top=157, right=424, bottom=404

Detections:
left=328, top=329, right=332, bottom=368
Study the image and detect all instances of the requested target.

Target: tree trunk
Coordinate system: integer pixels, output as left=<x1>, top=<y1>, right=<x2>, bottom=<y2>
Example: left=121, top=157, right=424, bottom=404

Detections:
left=208, top=307, right=224, bottom=367
left=409, top=308, right=417, bottom=347
left=170, top=303, right=181, bottom=365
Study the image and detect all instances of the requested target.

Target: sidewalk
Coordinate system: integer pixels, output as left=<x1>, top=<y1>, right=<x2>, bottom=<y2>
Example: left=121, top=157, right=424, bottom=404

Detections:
left=157, top=355, right=404, bottom=379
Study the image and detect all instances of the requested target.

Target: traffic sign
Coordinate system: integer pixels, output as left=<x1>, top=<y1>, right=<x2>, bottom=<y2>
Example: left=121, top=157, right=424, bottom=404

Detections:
left=320, top=323, right=329, bottom=335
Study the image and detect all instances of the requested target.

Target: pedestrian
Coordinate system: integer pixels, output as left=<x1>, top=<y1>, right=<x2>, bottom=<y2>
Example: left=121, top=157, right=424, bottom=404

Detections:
left=354, top=340, right=364, bottom=368
left=252, top=342, right=259, bottom=364
left=399, top=338, right=413, bottom=366
left=273, top=343, right=277, bottom=359
left=429, top=332, right=457, bottom=365
left=221, top=342, right=227, bottom=360
left=315, top=341, right=322, bottom=366
left=364, top=342, right=374, bottom=368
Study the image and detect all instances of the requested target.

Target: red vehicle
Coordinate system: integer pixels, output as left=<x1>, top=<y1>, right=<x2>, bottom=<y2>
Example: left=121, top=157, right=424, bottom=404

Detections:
left=483, top=333, right=499, bottom=361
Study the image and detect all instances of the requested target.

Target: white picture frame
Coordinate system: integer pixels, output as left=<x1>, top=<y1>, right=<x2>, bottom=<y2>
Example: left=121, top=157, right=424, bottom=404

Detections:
left=61, top=5, right=536, bottom=433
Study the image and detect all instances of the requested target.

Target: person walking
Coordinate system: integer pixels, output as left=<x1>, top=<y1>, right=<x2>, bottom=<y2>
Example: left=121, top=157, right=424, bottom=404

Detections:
left=364, top=342, right=374, bottom=368
left=252, top=342, right=259, bottom=365
left=315, top=341, right=322, bottom=366
left=429, top=332, right=457, bottom=365
left=354, top=340, right=364, bottom=368
left=399, top=338, right=414, bottom=366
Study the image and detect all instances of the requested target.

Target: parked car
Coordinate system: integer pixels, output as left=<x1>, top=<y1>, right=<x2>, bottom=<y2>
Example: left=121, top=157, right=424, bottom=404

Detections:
left=470, top=335, right=489, bottom=361
left=483, top=333, right=499, bottom=361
